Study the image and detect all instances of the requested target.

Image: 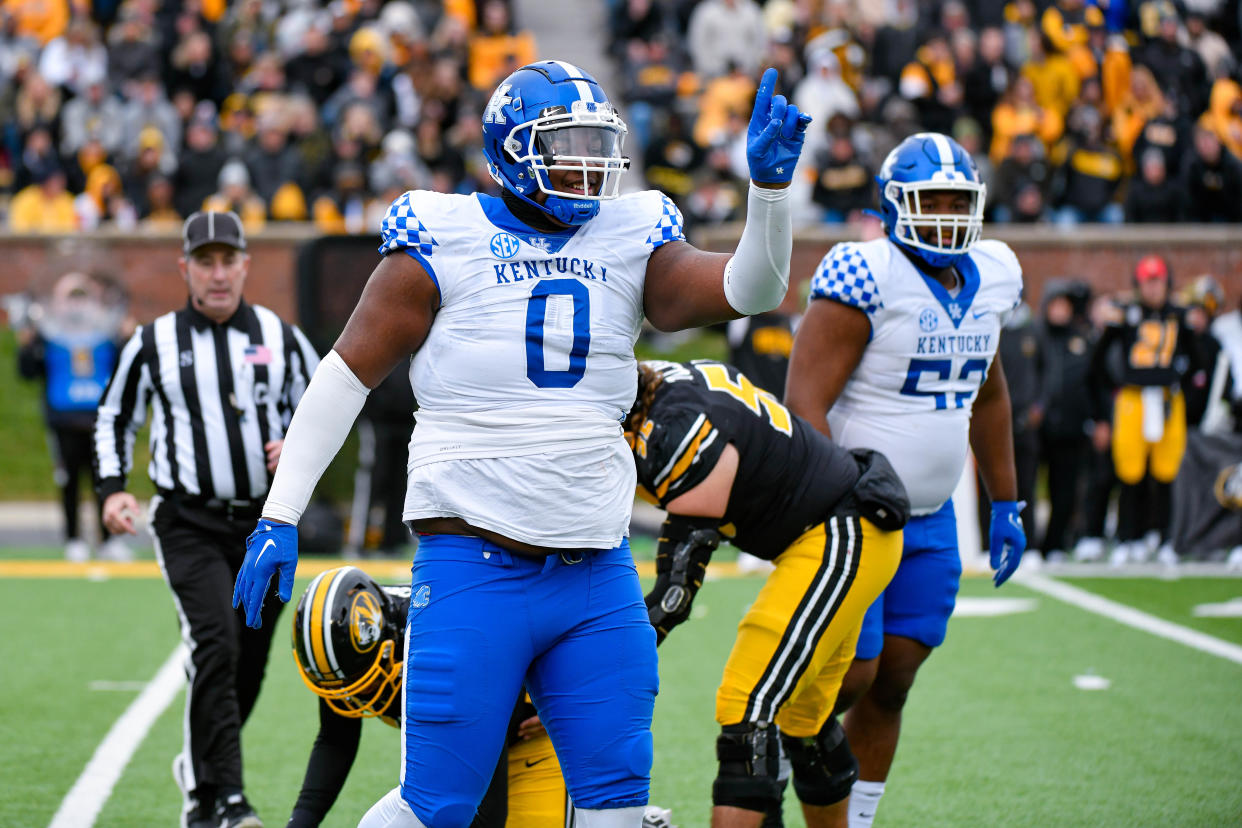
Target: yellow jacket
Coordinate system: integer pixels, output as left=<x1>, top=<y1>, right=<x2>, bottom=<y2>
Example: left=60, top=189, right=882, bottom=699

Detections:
left=1022, top=54, right=1080, bottom=116
left=8, top=184, right=77, bottom=232
left=991, top=103, right=1064, bottom=162
left=1205, top=79, right=1242, bottom=160
left=4, top=0, right=68, bottom=45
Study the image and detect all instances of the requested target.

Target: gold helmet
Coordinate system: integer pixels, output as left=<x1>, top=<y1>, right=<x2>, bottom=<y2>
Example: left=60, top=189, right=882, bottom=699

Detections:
left=292, top=566, right=402, bottom=718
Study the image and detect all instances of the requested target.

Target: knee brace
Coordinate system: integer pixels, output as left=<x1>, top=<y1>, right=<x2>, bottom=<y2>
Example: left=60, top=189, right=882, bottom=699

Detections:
left=712, top=722, right=783, bottom=813
left=778, top=717, right=858, bottom=807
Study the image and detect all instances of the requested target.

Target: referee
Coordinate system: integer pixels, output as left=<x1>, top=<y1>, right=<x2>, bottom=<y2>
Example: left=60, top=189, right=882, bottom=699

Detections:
left=93, top=210, right=320, bottom=828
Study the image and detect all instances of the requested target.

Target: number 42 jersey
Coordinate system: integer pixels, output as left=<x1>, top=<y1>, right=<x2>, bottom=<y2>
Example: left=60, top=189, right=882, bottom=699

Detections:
left=809, top=237, right=1023, bottom=515
left=378, top=188, right=686, bottom=548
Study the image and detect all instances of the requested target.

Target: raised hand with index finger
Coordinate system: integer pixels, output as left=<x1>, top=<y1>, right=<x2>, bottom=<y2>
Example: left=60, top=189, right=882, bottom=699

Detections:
left=746, top=67, right=814, bottom=187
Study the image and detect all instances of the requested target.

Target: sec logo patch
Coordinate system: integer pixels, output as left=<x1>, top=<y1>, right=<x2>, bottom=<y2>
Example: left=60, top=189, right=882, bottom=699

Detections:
left=490, top=232, right=521, bottom=259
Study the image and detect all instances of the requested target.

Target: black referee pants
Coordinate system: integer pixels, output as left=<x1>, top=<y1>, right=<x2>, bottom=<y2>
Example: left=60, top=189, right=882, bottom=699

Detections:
left=152, top=498, right=283, bottom=797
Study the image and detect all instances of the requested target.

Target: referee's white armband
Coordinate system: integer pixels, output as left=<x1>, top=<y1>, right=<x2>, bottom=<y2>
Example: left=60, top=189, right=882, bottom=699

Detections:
left=262, top=349, right=371, bottom=524
left=722, top=183, right=793, bottom=316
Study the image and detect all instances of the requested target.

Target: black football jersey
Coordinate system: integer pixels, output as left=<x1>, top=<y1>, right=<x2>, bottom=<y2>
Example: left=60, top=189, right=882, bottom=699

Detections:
left=632, top=360, right=860, bottom=559
left=1094, top=302, right=1197, bottom=389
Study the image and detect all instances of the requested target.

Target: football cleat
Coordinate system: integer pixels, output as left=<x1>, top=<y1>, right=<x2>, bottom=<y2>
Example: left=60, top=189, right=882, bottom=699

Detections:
left=642, top=805, right=677, bottom=828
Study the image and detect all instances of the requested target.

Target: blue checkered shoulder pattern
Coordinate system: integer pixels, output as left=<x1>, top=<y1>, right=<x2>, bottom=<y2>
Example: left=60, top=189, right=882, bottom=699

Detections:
left=645, top=194, right=686, bottom=252
left=809, top=243, right=883, bottom=316
left=378, top=191, right=439, bottom=257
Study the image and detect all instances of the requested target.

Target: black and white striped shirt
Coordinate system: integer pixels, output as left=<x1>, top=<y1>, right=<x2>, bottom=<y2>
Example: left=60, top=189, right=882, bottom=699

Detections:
left=94, top=300, right=320, bottom=503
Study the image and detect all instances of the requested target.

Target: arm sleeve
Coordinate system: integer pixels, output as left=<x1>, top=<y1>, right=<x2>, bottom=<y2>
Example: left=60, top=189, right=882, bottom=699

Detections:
left=262, top=349, right=371, bottom=524
left=722, top=184, right=793, bottom=316
left=93, top=329, right=151, bottom=498
left=287, top=699, right=363, bottom=828
left=634, top=389, right=726, bottom=507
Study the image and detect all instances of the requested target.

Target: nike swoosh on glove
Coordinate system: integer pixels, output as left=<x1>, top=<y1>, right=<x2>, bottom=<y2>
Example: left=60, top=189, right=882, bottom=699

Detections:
left=233, top=519, right=299, bottom=628
left=745, top=67, right=813, bottom=185
left=989, top=500, right=1027, bottom=587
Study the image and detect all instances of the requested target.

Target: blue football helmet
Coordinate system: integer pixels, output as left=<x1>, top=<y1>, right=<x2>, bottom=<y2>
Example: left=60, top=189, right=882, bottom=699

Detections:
left=481, top=60, right=630, bottom=226
left=876, top=132, right=986, bottom=269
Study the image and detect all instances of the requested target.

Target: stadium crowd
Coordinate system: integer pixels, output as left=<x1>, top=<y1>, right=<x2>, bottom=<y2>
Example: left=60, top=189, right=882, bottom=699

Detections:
left=2, top=0, right=1241, bottom=234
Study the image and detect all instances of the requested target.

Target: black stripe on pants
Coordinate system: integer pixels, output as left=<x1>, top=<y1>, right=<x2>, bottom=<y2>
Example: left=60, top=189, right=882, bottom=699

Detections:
left=152, top=499, right=283, bottom=796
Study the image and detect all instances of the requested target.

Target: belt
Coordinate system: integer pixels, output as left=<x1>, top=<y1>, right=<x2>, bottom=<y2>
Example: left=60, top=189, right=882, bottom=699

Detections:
left=159, top=491, right=263, bottom=520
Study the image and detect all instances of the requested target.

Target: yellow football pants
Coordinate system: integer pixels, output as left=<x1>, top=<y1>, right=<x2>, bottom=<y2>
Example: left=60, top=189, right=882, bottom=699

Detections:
left=1112, top=386, right=1187, bottom=484
left=715, top=515, right=902, bottom=738
left=506, top=733, right=572, bottom=826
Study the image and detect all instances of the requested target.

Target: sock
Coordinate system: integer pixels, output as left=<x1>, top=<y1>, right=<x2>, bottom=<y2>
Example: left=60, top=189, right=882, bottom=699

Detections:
left=849, top=780, right=886, bottom=828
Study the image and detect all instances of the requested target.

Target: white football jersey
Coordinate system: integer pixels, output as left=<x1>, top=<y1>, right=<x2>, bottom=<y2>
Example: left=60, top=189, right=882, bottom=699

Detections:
left=809, top=237, right=1023, bottom=514
left=378, top=188, right=686, bottom=547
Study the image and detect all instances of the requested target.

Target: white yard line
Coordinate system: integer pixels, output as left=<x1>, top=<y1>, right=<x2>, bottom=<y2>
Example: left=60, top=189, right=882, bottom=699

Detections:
left=1015, top=572, right=1242, bottom=666
left=48, top=644, right=187, bottom=828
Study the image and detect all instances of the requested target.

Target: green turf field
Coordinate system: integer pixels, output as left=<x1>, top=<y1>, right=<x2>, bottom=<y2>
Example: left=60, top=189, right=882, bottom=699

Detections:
left=3, top=556, right=1241, bottom=828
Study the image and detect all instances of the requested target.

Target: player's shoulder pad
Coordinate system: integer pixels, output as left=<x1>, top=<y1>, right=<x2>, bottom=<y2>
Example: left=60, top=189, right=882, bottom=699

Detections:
left=603, top=190, right=686, bottom=252
left=809, top=240, right=884, bottom=316
left=378, top=190, right=464, bottom=258
left=972, top=239, right=1024, bottom=291
left=633, top=382, right=722, bottom=501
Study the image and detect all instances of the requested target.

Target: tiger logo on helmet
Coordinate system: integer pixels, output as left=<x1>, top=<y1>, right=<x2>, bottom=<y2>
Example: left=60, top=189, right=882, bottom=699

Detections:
left=292, top=566, right=403, bottom=718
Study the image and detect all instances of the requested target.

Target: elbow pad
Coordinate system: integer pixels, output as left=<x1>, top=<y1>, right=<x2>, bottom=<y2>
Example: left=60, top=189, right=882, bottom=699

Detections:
left=263, top=350, right=371, bottom=524
left=723, top=183, right=793, bottom=316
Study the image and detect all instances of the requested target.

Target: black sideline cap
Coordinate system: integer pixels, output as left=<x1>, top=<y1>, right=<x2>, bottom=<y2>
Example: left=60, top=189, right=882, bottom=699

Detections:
left=182, top=210, right=247, bottom=255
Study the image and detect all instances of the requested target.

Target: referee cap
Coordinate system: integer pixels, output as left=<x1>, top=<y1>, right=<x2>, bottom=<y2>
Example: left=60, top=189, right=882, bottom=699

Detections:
left=182, top=210, right=247, bottom=255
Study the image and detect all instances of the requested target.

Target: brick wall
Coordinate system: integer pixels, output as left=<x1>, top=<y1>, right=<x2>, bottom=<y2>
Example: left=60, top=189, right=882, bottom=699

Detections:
left=698, top=223, right=1242, bottom=311
left=0, top=228, right=317, bottom=325
left=1, top=225, right=1239, bottom=327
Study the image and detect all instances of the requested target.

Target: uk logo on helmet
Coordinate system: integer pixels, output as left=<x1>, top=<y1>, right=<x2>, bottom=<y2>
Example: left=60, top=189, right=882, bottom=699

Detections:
left=484, top=83, right=512, bottom=125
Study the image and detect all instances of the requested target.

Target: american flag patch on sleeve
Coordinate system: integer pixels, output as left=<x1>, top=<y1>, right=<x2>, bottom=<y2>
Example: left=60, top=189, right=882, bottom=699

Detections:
left=244, top=344, right=272, bottom=365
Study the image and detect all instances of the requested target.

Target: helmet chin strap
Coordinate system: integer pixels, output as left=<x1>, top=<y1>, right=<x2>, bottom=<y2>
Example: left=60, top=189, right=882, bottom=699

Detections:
left=544, top=194, right=600, bottom=225
left=504, top=178, right=600, bottom=227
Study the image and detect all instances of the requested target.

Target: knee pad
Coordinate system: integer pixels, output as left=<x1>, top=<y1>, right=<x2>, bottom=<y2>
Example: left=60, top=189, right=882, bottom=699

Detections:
left=712, top=723, right=783, bottom=813
left=778, top=717, right=858, bottom=807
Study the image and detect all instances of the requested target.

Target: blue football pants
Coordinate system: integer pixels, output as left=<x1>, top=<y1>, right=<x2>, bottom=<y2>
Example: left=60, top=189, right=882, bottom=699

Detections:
left=397, top=534, right=658, bottom=828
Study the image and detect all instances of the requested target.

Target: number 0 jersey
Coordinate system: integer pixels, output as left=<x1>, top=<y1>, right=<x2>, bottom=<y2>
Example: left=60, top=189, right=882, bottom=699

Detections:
left=632, top=360, right=861, bottom=559
left=809, top=237, right=1023, bottom=514
left=379, top=188, right=686, bottom=548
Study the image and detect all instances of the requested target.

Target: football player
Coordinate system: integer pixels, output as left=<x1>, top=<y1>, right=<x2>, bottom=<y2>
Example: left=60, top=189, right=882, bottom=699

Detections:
left=627, top=359, right=909, bottom=828
left=785, top=132, right=1026, bottom=828
left=287, top=566, right=570, bottom=828
left=234, top=60, right=812, bottom=828
left=1087, top=255, right=1204, bottom=564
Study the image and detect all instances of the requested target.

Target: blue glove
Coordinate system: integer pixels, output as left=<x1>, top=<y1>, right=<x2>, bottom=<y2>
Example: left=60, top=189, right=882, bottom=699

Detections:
left=988, top=500, right=1027, bottom=587
left=746, top=67, right=813, bottom=185
left=232, top=519, right=298, bottom=628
